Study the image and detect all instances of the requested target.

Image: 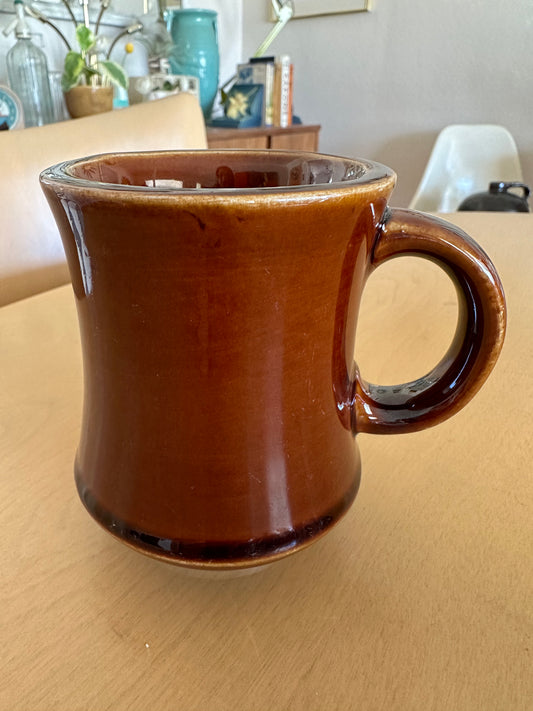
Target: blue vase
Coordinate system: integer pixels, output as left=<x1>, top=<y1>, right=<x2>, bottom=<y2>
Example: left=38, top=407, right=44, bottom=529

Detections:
left=166, top=8, right=219, bottom=119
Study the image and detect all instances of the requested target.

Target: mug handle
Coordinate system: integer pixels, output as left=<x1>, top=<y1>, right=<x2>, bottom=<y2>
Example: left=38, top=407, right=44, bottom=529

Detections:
left=353, top=208, right=506, bottom=435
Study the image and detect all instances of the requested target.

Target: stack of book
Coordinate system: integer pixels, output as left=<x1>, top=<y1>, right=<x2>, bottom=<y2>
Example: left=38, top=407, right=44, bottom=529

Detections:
left=236, top=55, right=294, bottom=128
left=210, top=55, right=294, bottom=129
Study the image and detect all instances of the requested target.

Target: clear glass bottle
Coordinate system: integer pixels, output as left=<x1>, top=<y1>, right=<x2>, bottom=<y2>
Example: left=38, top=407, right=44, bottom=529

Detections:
left=6, top=0, right=54, bottom=127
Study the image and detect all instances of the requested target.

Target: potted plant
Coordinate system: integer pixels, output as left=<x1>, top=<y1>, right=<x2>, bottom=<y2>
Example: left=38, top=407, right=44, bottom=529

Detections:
left=61, top=23, right=128, bottom=118
left=26, top=0, right=134, bottom=119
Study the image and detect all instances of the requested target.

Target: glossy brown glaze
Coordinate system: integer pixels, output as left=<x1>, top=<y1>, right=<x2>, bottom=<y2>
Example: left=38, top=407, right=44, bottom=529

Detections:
left=40, top=150, right=506, bottom=568
left=354, top=208, right=507, bottom=434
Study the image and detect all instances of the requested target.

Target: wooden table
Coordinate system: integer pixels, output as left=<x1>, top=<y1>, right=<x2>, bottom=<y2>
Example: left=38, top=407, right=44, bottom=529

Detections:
left=1, top=213, right=531, bottom=711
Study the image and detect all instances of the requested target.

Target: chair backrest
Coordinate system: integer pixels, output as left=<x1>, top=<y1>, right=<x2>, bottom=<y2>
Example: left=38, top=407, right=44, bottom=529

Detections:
left=0, top=92, right=207, bottom=306
left=409, top=124, right=523, bottom=212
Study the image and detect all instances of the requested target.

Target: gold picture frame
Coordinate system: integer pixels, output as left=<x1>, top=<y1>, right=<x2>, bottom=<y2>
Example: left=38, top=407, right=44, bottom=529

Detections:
left=289, top=0, right=371, bottom=19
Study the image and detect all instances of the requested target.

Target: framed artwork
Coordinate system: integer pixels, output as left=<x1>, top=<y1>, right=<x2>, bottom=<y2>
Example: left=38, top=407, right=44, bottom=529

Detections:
left=288, top=0, right=370, bottom=19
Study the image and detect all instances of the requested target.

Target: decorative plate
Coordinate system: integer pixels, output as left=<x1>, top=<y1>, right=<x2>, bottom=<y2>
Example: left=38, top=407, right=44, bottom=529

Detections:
left=0, top=85, right=24, bottom=130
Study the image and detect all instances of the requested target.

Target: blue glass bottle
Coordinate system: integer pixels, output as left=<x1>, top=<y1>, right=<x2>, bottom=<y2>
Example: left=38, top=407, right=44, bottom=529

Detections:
left=166, top=8, right=219, bottom=119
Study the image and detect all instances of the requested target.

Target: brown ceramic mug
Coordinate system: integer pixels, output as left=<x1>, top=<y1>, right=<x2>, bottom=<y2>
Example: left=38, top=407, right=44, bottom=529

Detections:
left=40, top=150, right=506, bottom=569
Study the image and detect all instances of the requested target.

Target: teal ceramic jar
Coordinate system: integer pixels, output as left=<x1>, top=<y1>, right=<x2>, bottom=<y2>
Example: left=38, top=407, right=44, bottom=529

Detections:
left=166, top=8, right=219, bottom=119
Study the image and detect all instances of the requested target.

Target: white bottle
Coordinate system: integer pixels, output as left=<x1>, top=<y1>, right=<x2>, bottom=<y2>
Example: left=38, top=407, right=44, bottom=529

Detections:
left=5, top=0, right=54, bottom=127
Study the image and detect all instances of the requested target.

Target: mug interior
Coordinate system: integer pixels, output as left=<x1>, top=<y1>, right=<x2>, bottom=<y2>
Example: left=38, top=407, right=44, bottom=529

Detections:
left=57, top=150, right=393, bottom=192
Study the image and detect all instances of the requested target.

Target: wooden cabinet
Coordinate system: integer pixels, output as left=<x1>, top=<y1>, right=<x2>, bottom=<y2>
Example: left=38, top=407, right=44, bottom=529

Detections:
left=206, top=124, right=321, bottom=151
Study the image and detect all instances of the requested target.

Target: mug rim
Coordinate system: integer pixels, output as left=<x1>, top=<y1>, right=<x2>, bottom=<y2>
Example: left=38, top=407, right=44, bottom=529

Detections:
left=39, top=149, right=396, bottom=196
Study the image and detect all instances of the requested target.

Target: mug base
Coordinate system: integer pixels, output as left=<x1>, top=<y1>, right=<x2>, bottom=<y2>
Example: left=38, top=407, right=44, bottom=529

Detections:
left=75, top=471, right=360, bottom=570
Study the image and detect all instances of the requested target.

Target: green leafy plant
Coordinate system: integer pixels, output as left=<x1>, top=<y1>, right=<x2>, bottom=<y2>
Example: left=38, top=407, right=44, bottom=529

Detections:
left=61, top=24, right=128, bottom=92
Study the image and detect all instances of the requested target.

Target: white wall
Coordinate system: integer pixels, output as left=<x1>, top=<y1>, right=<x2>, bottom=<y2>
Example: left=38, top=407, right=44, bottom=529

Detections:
left=242, top=0, right=533, bottom=207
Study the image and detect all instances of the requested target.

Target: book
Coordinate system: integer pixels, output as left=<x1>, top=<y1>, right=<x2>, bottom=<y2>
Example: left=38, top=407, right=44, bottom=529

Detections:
left=236, top=57, right=276, bottom=126
left=273, top=55, right=293, bottom=128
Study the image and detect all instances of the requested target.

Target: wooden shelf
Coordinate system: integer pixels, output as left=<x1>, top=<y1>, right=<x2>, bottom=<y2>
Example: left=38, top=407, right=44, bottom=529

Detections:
left=206, top=124, right=321, bottom=151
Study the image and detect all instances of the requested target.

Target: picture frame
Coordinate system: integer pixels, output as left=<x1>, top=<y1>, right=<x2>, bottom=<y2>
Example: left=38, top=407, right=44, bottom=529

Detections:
left=281, top=0, right=370, bottom=19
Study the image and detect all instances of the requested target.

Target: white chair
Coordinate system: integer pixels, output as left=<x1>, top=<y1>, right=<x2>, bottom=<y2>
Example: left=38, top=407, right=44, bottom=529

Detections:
left=0, top=92, right=207, bottom=306
left=409, top=124, right=524, bottom=213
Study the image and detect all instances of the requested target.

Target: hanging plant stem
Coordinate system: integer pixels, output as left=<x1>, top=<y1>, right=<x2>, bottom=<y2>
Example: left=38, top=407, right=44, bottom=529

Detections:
left=25, top=6, right=71, bottom=50
left=59, top=0, right=78, bottom=27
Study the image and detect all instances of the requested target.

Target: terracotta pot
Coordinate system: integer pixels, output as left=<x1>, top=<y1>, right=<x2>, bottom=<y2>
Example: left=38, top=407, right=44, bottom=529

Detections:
left=64, top=85, right=113, bottom=119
